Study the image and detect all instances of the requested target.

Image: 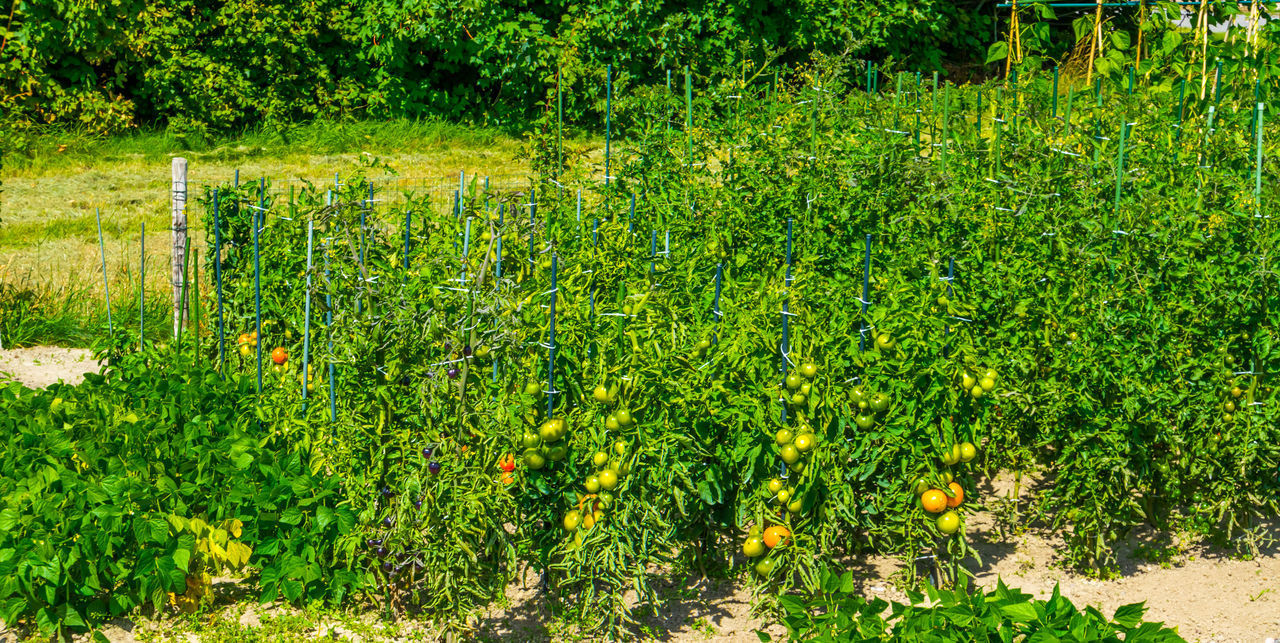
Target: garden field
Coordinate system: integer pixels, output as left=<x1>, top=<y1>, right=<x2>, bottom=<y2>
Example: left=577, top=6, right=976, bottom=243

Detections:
left=5, top=21, right=1280, bottom=642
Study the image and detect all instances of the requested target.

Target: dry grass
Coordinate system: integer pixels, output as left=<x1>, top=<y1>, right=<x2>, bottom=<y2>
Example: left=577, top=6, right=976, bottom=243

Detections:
left=0, top=119, right=552, bottom=304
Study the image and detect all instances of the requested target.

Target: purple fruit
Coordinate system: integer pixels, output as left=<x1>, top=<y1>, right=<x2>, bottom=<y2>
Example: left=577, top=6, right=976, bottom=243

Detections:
left=422, top=447, right=433, bottom=459
left=382, top=516, right=394, bottom=527
left=380, top=487, right=392, bottom=498
left=382, top=561, right=394, bottom=572
left=463, top=345, right=473, bottom=357
left=365, top=538, right=378, bottom=548
left=428, top=461, right=442, bottom=475
left=376, top=546, right=388, bottom=558
left=442, top=343, right=452, bottom=353
left=447, top=368, right=459, bottom=379
left=413, top=498, right=422, bottom=509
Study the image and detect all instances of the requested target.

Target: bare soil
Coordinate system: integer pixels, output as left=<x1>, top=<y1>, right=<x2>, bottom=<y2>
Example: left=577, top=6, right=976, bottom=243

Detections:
left=0, top=346, right=97, bottom=388
left=2, top=351, right=1277, bottom=642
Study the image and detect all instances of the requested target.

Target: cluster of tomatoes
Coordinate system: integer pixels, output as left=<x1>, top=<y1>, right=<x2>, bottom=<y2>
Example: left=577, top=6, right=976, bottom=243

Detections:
left=235, top=331, right=258, bottom=357
left=495, top=453, right=516, bottom=485
left=958, top=366, right=1000, bottom=400
left=521, top=416, right=569, bottom=470
left=917, top=441, right=978, bottom=535
left=1219, top=344, right=1249, bottom=423
left=782, top=361, right=820, bottom=407
left=741, top=524, right=791, bottom=576
left=562, top=440, right=631, bottom=545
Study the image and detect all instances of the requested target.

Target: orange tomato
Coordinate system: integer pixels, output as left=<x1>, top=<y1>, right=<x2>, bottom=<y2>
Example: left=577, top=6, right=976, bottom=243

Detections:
left=271, top=347, right=288, bottom=364
left=500, top=473, right=515, bottom=485
left=946, top=482, right=964, bottom=508
left=498, top=453, right=516, bottom=472
left=921, top=489, right=947, bottom=514
left=763, top=525, right=791, bottom=549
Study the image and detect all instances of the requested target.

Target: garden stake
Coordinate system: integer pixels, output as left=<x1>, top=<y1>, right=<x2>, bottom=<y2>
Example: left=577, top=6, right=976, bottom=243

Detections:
left=95, top=208, right=113, bottom=334
left=546, top=253, right=558, bottom=418
left=557, top=65, right=563, bottom=180
left=139, top=222, right=145, bottom=350
left=192, top=249, right=200, bottom=370
left=781, top=218, right=793, bottom=424
left=254, top=179, right=264, bottom=395
left=325, top=239, right=336, bottom=423
left=859, top=234, right=871, bottom=353
left=495, top=204, right=504, bottom=281
left=1052, top=66, right=1059, bottom=118
left=649, top=229, right=657, bottom=277
left=685, top=66, right=693, bottom=168
left=302, top=221, right=314, bottom=411
left=212, top=191, right=225, bottom=373
left=1256, top=103, right=1265, bottom=206
left=606, top=64, right=613, bottom=192
left=713, top=262, right=723, bottom=344
left=943, top=257, right=955, bottom=358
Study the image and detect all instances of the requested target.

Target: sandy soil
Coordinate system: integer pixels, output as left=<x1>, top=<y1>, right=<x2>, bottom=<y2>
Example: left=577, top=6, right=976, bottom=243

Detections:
left=0, top=345, right=98, bottom=388
left=1, top=352, right=1277, bottom=642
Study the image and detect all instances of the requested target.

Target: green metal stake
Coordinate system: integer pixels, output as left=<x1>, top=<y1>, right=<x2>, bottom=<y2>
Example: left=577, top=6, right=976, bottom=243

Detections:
left=1114, top=121, right=1129, bottom=214
left=557, top=65, right=563, bottom=181
left=605, top=64, right=612, bottom=191
left=685, top=66, right=693, bottom=168
left=1052, top=66, right=1059, bottom=118
left=139, top=222, right=145, bottom=351
left=1255, top=103, right=1265, bottom=206
left=941, top=84, right=950, bottom=174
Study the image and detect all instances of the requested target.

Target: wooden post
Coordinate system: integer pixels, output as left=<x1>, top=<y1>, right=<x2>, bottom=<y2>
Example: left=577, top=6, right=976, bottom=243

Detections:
left=171, top=157, right=188, bottom=338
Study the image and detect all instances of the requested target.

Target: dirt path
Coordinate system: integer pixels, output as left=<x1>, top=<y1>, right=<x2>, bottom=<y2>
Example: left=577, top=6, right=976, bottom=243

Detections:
left=0, top=346, right=98, bottom=388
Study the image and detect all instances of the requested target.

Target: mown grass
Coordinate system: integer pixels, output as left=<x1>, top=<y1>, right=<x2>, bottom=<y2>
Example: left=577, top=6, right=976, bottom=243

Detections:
left=0, top=118, right=587, bottom=346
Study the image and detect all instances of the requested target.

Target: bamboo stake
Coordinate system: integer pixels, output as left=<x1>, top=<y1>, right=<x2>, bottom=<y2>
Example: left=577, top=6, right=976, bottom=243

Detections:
left=1087, top=0, right=1104, bottom=86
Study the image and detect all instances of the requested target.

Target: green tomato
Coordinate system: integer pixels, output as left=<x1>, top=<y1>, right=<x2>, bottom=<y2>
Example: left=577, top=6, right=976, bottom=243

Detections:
left=563, top=510, right=582, bottom=531
left=616, top=409, right=633, bottom=426
left=593, top=385, right=612, bottom=403
left=592, top=451, right=610, bottom=467
left=780, top=444, right=800, bottom=465
left=785, top=373, right=803, bottom=390
left=775, top=429, right=793, bottom=446
left=959, top=442, right=977, bottom=463
left=521, top=432, right=542, bottom=449
left=793, top=432, right=814, bottom=453
left=869, top=393, right=890, bottom=412
left=584, top=475, right=601, bottom=494
left=743, top=537, right=766, bottom=558
left=936, top=510, right=961, bottom=534
left=524, top=450, right=546, bottom=470
left=800, top=362, right=818, bottom=378
left=598, top=468, right=620, bottom=490
left=605, top=414, right=621, bottom=430
left=539, top=422, right=560, bottom=443
left=854, top=414, right=875, bottom=429
left=767, top=478, right=785, bottom=494
left=525, top=382, right=542, bottom=396
left=754, top=557, right=777, bottom=576
left=614, top=439, right=628, bottom=457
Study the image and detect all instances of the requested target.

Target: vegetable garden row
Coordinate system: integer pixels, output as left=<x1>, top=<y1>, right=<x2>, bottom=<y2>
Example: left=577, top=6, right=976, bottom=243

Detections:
left=2, top=55, right=1277, bottom=640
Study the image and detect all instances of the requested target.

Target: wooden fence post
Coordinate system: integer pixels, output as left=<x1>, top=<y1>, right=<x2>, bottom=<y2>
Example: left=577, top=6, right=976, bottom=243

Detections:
left=172, top=157, right=188, bottom=338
